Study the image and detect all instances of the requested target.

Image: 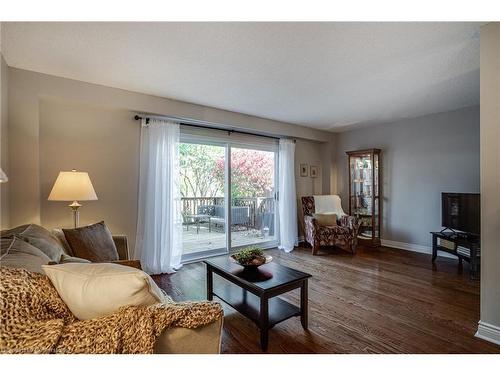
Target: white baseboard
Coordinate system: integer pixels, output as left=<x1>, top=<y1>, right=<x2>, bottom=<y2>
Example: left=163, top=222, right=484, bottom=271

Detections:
left=299, top=236, right=455, bottom=259
left=381, top=239, right=456, bottom=259
left=475, top=321, right=500, bottom=346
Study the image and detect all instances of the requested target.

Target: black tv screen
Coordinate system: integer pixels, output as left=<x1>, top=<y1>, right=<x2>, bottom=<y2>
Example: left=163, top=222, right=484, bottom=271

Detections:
left=442, top=193, right=480, bottom=235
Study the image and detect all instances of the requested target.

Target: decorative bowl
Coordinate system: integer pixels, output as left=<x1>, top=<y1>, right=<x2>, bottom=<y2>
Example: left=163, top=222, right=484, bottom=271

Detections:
left=230, top=254, right=273, bottom=268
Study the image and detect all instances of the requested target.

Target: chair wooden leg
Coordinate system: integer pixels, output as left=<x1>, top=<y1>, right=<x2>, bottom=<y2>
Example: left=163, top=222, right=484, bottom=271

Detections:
left=312, top=243, right=319, bottom=255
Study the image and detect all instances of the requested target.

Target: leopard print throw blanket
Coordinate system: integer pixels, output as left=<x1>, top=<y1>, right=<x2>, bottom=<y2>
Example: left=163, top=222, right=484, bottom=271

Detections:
left=0, top=268, right=223, bottom=354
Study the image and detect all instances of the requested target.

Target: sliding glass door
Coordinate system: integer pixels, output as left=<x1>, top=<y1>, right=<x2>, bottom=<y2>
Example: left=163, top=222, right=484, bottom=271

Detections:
left=180, top=141, right=227, bottom=260
left=230, top=146, right=278, bottom=249
left=180, top=135, right=279, bottom=262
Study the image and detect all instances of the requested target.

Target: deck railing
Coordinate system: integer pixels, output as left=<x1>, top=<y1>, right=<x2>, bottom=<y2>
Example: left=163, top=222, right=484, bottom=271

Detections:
left=181, top=196, right=275, bottom=229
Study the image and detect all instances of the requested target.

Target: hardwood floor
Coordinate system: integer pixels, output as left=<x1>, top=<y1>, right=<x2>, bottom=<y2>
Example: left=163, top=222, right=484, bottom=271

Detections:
left=152, top=245, right=500, bottom=354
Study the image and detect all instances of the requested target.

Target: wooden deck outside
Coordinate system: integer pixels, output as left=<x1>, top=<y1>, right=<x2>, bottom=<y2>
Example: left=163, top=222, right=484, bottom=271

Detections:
left=182, top=224, right=277, bottom=255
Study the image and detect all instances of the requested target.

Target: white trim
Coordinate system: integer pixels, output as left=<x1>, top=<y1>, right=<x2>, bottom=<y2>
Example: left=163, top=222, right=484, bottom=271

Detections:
left=475, top=321, right=500, bottom=346
left=381, top=239, right=456, bottom=259
left=182, top=241, right=278, bottom=264
left=298, top=236, right=456, bottom=259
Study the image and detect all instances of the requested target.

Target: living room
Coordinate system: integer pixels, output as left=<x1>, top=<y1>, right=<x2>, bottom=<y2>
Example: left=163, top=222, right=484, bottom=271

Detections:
left=1, top=1, right=500, bottom=370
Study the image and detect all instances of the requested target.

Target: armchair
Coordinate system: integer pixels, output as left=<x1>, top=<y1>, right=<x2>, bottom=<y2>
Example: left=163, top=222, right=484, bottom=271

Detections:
left=301, top=195, right=360, bottom=255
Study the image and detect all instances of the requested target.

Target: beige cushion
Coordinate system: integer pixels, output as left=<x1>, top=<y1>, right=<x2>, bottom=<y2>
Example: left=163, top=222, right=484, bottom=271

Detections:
left=62, top=221, right=119, bottom=262
left=16, top=224, right=68, bottom=262
left=42, top=263, right=168, bottom=320
left=1, top=237, right=52, bottom=274
left=313, top=213, right=338, bottom=226
left=154, top=318, right=223, bottom=354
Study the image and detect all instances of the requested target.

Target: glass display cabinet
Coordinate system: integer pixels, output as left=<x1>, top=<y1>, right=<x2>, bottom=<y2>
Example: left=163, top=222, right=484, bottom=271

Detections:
left=346, top=149, right=381, bottom=247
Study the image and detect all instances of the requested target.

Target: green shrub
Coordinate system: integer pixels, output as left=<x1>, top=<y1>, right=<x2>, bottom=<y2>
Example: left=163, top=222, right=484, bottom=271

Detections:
left=232, top=246, right=264, bottom=264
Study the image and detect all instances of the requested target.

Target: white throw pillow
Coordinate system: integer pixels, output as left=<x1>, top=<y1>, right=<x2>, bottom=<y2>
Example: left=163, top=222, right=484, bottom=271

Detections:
left=42, top=263, right=168, bottom=320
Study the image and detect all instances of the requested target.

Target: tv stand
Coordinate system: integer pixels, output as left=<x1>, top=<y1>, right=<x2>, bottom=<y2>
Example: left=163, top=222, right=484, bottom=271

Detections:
left=440, top=227, right=457, bottom=235
left=440, top=227, right=477, bottom=241
left=431, top=231, right=480, bottom=280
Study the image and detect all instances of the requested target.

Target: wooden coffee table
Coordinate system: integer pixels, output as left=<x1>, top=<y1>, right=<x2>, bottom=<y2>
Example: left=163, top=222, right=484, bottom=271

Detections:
left=204, top=256, right=312, bottom=351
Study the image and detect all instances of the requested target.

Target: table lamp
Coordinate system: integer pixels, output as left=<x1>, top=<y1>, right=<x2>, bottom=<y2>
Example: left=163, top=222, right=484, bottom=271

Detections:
left=48, top=169, right=98, bottom=228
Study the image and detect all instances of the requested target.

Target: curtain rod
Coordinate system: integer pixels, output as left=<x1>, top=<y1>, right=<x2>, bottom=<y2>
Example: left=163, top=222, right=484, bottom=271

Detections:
left=133, top=115, right=296, bottom=143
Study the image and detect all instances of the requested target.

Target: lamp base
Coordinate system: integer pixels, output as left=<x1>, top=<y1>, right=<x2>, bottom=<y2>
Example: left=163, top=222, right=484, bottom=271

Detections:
left=69, top=201, right=82, bottom=228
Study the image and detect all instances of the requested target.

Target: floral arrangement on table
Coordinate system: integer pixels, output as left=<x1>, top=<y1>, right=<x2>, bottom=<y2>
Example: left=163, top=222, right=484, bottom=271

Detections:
left=231, top=246, right=271, bottom=268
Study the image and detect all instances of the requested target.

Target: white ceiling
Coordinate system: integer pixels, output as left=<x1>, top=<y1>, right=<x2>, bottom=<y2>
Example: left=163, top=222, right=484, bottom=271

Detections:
left=2, top=22, right=481, bottom=131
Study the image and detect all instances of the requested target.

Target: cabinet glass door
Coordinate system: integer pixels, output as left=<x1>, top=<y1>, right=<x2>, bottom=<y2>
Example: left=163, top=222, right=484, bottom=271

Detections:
left=347, top=149, right=381, bottom=246
left=350, top=154, right=373, bottom=240
left=373, top=153, right=380, bottom=239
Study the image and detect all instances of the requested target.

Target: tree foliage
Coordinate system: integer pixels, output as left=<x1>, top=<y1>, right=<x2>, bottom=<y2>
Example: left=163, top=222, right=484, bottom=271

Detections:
left=180, top=143, right=274, bottom=198
left=179, top=143, right=224, bottom=197
left=214, top=148, right=274, bottom=198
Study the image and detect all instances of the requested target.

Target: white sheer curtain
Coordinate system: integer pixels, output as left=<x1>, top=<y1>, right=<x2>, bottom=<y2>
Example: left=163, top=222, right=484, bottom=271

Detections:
left=278, top=139, right=298, bottom=252
left=134, top=118, right=183, bottom=274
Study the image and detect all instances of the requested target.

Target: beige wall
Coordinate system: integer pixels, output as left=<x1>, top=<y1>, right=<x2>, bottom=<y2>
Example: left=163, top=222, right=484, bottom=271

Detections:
left=0, top=54, right=8, bottom=229
left=478, top=22, right=500, bottom=339
left=39, top=98, right=140, bottom=245
left=8, top=67, right=335, bottom=250
left=295, top=139, right=331, bottom=237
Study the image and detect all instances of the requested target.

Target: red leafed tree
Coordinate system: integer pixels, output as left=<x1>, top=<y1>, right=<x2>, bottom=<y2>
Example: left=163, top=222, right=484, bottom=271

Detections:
left=214, top=148, right=274, bottom=198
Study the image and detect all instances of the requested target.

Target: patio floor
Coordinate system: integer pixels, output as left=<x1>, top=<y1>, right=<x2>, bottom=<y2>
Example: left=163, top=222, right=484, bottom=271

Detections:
left=182, top=224, right=276, bottom=255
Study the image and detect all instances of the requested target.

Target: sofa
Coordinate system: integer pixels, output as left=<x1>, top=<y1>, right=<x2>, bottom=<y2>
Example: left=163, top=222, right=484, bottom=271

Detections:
left=0, top=223, right=223, bottom=354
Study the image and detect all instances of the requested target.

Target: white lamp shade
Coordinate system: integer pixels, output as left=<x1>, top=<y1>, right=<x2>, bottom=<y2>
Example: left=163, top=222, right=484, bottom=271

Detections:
left=48, top=170, right=98, bottom=201
left=0, top=167, right=7, bottom=183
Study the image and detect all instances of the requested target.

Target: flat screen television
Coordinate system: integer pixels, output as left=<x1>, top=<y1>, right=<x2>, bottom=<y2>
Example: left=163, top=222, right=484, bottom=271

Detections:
left=441, top=192, right=480, bottom=235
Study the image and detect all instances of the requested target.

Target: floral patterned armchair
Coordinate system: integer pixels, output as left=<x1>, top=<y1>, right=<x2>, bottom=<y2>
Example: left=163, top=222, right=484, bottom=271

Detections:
left=301, top=195, right=360, bottom=255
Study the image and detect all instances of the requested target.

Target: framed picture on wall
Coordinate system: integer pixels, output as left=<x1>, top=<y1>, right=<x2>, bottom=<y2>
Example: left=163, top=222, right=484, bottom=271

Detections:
left=300, top=163, right=308, bottom=177
left=310, top=165, right=319, bottom=178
